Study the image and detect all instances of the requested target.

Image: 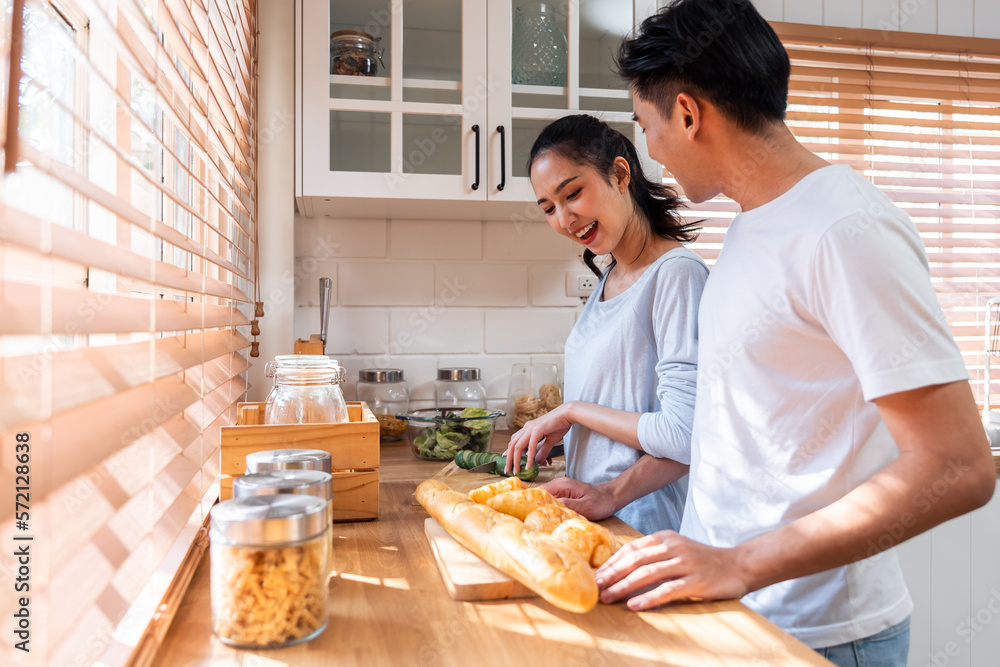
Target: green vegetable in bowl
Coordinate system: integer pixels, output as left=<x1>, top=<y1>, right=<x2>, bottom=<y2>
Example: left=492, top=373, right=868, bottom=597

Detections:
left=411, top=408, right=498, bottom=460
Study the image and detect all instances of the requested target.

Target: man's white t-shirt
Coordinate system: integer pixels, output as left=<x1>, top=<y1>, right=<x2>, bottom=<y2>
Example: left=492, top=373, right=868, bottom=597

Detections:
left=680, top=164, right=969, bottom=647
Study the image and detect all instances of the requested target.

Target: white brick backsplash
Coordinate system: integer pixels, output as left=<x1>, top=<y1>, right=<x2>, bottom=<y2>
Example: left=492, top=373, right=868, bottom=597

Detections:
left=295, top=216, right=387, bottom=258
left=389, top=309, right=484, bottom=354
left=339, top=262, right=434, bottom=306
left=530, top=263, right=584, bottom=307
left=784, top=0, right=823, bottom=24
left=294, top=307, right=388, bottom=355
left=823, top=0, right=862, bottom=28
left=293, top=259, right=338, bottom=307
left=436, top=263, right=528, bottom=307
left=901, top=0, right=937, bottom=33
left=484, top=221, right=578, bottom=261
left=389, top=220, right=482, bottom=259
left=938, top=0, right=974, bottom=36
left=751, top=0, right=783, bottom=21
left=975, top=0, right=1000, bottom=39
left=429, top=354, right=526, bottom=401
left=484, top=309, right=575, bottom=354
left=335, top=354, right=439, bottom=405
left=863, top=0, right=899, bottom=30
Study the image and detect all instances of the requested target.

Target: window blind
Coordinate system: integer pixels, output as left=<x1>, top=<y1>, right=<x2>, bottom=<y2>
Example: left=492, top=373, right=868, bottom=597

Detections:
left=0, top=0, right=256, bottom=665
left=683, top=22, right=1000, bottom=407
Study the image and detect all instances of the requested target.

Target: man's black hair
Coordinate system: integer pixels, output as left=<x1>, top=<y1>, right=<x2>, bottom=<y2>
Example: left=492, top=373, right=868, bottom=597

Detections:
left=616, top=0, right=790, bottom=133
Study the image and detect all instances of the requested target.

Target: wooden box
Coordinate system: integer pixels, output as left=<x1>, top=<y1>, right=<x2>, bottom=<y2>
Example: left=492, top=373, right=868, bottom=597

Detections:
left=293, top=335, right=325, bottom=354
left=219, top=401, right=380, bottom=522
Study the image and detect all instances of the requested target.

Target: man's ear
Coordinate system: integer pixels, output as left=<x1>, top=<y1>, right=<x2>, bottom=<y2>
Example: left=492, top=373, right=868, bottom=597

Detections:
left=675, top=92, right=701, bottom=138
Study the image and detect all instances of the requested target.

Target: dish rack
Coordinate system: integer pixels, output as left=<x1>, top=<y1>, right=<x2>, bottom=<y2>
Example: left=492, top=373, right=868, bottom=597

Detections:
left=984, top=297, right=1000, bottom=451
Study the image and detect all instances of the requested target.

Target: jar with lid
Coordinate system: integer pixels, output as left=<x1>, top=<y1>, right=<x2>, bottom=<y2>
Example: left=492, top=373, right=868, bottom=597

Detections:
left=264, top=355, right=349, bottom=425
left=435, top=367, right=487, bottom=410
left=245, top=448, right=332, bottom=474
left=356, top=369, right=409, bottom=442
left=233, top=469, right=334, bottom=507
left=210, top=494, right=331, bottom=648
left=330, top=29, right=384, bottom=76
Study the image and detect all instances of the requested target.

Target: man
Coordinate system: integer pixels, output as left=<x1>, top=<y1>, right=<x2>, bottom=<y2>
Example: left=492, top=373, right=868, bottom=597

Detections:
left=566, top=1, right=995, bottom=665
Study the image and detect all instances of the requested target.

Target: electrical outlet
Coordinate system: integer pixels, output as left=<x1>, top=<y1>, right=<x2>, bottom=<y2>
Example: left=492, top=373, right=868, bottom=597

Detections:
left=566, top=271, right=597, bottom=297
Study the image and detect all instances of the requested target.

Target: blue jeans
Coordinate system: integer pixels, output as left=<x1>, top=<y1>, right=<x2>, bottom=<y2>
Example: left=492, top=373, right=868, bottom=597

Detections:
left=815, top=617, right=910, bottom=667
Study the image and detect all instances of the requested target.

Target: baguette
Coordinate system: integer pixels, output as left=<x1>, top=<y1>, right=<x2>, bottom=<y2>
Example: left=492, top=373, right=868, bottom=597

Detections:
left=416, top=479, right=598, bottom=613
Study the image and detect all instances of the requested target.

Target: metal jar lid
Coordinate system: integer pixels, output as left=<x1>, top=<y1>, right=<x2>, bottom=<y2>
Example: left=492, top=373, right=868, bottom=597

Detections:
left=359, top=368, right=404, bottom=383
left=245, top=449, right=332, bottom=474
left=437, top=367, right=481, bottom=381
left=210, top=494, right=330, bottom=546
left=233, top=469, right=334, bottom=502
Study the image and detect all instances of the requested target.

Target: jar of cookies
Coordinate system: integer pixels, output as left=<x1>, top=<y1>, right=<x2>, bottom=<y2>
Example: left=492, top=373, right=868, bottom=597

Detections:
left=506, top=363, right=563, bottom=430
left=356, top=368, right=409, bottom=442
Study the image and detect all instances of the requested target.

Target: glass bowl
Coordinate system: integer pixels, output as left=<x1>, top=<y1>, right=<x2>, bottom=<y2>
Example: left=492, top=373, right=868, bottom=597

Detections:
left=397, top=408, right=505, bottom=461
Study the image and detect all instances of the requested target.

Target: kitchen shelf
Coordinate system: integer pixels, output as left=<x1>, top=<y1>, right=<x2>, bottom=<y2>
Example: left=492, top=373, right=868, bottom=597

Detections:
left=329, top=75, right=462, bottom=91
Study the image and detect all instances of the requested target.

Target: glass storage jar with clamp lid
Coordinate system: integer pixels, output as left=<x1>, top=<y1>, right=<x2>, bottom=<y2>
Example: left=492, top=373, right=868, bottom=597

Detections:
left=356, top=368, right=409, bottom=442
left=435, top=367, right=487, bottom=410
left=264, top=355, right=348, bottom=425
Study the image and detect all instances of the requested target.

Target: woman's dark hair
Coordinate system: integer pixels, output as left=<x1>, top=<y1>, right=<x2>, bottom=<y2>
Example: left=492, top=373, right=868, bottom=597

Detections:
left=527, top=114, right=698, bottom=276
left=616, top=0, right=789, bottom=134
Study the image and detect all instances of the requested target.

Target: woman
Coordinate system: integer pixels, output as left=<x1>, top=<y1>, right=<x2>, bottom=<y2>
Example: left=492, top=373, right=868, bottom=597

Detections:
left=504, top=114, right=707, bottom=535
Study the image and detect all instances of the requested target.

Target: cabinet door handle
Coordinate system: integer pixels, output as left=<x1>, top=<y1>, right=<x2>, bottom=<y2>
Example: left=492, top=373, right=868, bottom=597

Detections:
left=497, top=125, right=506, bottom=191
left=471, top=124, right=480, bottom=191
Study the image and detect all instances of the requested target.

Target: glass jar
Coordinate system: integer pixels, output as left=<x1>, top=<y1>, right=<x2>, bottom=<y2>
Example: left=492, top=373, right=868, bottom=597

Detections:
left=245, top=449, right=332, bottom=474
left=233, top=469, right=334, bottom=505
left=356, top=368, right=410, bottom=442
left=210, top=495, right=331, bottom=648
left=330, top=29, right=383, bottom=76
left=506, top=362, right=562, bottom=430
left=264, top=355, right=349, bottom=425
left=511, top=2, right=567, bottom=86
left=435, top=367, right=487, bottom=410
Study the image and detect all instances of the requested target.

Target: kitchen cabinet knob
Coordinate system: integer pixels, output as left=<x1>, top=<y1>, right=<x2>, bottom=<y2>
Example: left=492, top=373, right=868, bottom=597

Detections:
left=497, top=125, right=506, bottom=191
left=472, top=124, right=480, bottom=191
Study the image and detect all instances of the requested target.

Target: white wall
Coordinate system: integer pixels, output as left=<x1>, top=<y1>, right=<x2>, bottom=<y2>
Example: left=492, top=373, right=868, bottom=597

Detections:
left=292, top=215, right=583, bottom=415
left=751, top=0, right=1000, bottom=38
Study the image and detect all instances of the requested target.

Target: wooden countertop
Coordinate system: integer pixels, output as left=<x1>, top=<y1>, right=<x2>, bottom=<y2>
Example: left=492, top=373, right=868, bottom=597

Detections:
left=152, top=437, right=832, bottom=667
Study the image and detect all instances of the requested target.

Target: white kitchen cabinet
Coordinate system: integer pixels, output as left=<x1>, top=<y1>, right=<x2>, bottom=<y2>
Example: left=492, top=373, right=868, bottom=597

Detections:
left=295, top=0, right=657, bottom=219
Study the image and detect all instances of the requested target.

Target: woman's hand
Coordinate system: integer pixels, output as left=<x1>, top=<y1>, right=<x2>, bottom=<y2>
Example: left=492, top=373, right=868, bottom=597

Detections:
left=595, top=531, right=751, bottom=610
left=503, top=402, right=575, bottom=474
left=541, top=477, right=616, bottom=521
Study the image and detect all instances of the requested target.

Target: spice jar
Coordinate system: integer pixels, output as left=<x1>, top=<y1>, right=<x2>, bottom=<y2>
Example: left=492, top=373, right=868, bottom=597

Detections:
left=356, top=368, right=409, bottom=442
left=233, top=469, right=334, bottom=506
left=330, top=29, right=384, bottom=76
left=435, top=367, right=488, bottom=410
left=246, top=449, right=332, bottom=474
left=264, top=355, right=349, bottom=425
left=210, top=494, right=331, bottom=648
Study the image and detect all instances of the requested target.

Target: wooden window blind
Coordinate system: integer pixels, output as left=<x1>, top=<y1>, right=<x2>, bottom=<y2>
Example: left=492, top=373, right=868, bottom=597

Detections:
left=0, top=0, right=256, bottom=665
left=684, top=23, right=1000, bottom=406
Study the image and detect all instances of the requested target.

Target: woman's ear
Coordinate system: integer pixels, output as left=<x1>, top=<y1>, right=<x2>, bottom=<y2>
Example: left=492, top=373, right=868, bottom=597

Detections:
left=612, top=156, right=631, bottom=193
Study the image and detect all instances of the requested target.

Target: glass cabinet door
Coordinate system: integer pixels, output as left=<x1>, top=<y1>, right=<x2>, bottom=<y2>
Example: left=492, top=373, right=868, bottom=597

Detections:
left=487, top=0, right=658, bottom=204
left=299, top=0, right=487, bottom=201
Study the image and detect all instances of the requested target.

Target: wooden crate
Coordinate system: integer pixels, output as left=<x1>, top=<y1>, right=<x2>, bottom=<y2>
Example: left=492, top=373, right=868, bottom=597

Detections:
left=293, top=335, right=325, bottom=354
left=219, top=401, right=380, bottom=521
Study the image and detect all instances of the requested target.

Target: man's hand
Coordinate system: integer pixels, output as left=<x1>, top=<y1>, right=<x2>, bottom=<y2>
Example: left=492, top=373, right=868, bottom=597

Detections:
left=542, top=477, right=617, bottom=520
left=596, top=531, right=750, bottom=610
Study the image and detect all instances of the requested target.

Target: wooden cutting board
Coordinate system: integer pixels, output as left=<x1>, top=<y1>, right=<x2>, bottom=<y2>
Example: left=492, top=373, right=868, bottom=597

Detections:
left=423, top=518, right=538, bottom=601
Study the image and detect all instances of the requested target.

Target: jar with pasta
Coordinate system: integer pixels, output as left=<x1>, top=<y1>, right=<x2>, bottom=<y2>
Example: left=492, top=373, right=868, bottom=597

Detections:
left=356, top=368, right=409, bottom=442
left=210, top=494, right=331, bottom=648
left=506, top=363, right=562, bottom=430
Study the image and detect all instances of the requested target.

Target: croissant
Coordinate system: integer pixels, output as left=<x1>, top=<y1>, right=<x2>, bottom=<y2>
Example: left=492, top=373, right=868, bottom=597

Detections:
left=486, top=487, right=561, bottom=521
left=469, top=477, right=527, bottom=505
left=549, top=518, right=615, bottom=567
left=524, top=504, right=582, bottom=534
